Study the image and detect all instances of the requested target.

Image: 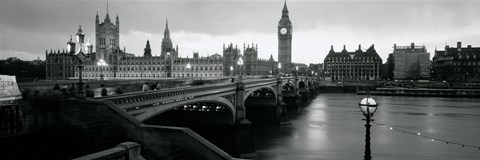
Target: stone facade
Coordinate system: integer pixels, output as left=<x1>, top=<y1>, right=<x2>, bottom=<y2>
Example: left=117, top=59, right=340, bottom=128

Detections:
left=45, top=48, right=78, bottom=80
left=323, top=45, right=382, bottom=81
left=47, top=9, right=277, bottom=80
left=432, top=42, right=480, bottom=82
left=387, top=43, right=430, bottom=80
left=223, top=43, right=276, bottom=77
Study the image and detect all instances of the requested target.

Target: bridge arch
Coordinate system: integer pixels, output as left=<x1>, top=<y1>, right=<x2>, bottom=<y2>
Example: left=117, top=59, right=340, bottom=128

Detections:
left=282, top=81, right=296, bottom=96
left=140, top=96, right=236, bottom=124
left=244, top=86, right=278, bottom=103
left=299, top=81, right=306, bottom=88
left=244, top=86, right=278, bottom=107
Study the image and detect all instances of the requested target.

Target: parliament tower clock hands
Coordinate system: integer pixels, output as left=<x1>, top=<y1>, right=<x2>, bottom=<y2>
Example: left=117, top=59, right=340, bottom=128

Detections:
left=278, top=1, right=292, bottom=74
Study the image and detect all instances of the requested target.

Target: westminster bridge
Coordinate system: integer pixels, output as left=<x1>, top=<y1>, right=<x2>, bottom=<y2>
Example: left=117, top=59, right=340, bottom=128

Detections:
left=3, top=76, right=322, bottom=160
left=84, top=76, right=321, bottom=159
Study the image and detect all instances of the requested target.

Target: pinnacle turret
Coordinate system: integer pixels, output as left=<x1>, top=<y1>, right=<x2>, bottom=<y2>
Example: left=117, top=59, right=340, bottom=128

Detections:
left=164, top=19, right=170, bottom=38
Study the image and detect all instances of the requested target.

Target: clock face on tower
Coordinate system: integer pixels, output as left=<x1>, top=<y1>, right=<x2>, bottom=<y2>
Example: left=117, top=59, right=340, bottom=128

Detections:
left=280, top=28, right=287, bottom=35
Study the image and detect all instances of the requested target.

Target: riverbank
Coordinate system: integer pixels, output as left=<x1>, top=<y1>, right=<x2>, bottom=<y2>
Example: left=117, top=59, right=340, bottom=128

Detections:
left=357, top=87, right=480, bottom=97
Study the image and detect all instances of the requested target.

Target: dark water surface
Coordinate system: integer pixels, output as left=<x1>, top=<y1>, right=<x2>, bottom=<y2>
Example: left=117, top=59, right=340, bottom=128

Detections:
left=252, top=94, right=480, bottom=160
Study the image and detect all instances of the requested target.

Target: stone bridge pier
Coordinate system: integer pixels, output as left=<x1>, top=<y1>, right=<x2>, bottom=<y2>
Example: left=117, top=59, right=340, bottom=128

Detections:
left=232, top=80, right=256, bottom=158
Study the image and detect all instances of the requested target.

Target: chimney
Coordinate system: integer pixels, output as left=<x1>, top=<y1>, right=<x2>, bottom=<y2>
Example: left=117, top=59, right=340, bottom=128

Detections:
left=468, top=45, right=472, bottom=48
left=457, top=41, right=462, bottom=49
left=394, top=43, right=396, bottom=49
left=411, top=43, right=415, bottom=49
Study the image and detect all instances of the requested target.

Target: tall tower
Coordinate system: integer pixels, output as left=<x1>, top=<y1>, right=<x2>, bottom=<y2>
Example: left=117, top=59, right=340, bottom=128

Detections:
left=144, top=40, right=152, bottom=57
left=223, top=43, right=241, bottom=76
left=244, top=43, right=258, bottom=76
left=95, top=3, right=120, bottom=63
left=278, top=1, right=292, bottom=74
left=160, top=19, right=178, bottom=59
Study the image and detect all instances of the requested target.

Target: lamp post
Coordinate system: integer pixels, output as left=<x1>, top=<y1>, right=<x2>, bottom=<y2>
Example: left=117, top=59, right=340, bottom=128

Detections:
left=230, top=66, right=234, bottom=78
left=186, top=63, right=191, bottom=80
left=278, top=63, right=282, bottom=77
left=359, top=97, right=378, bottom=160
left=237, top=57, right=244, bottom=81
left=97, top=59, right=108, bottom=80
left=295, top=66, right=299, bottom=77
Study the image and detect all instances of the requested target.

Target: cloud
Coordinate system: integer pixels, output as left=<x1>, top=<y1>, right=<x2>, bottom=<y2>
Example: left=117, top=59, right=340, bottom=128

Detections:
left=130, top=30, right=153, bottom=37
left=2, top=0, right=480, bottom=64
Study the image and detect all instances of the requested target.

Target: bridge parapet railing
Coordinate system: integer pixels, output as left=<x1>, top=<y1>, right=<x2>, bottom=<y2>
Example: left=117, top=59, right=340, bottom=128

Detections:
left=92, top=79, right=278, bottom=106
left=95, top=83, right=236, bottom=107
left=86, top=100, right=244, bottom=160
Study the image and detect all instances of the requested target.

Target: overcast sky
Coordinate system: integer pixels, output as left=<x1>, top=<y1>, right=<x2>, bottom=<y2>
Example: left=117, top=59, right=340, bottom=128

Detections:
left=1, top=0, right=480, bottom=64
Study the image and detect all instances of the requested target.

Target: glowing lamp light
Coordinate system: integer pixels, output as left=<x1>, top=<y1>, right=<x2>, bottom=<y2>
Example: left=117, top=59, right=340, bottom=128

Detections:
left=359, top=97, right=378, bottom=116
left=237, top=57, right=243, bottom=66
left=97, top=59, right=108, bottom=67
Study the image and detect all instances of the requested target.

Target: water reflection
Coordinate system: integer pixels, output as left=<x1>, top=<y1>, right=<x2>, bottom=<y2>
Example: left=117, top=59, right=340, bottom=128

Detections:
left=253, top=93, right=480, bottom=160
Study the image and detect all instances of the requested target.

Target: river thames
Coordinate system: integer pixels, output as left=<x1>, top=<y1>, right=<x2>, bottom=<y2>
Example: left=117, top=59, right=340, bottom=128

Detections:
left=253, top=93, right=480, bottom=160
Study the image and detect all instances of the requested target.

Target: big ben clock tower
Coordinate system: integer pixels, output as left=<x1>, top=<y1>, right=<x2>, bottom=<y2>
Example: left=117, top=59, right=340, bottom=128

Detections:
left=278, top=1, right=292, bottom=74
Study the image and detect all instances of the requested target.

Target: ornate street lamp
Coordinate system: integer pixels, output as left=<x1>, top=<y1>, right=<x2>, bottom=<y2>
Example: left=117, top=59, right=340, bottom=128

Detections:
left=97, top=59, right=108, bottom=80
left=230, top=66, right=234, bottom=77
left=237, top=57, right=244, bottom=81
left=295, top=66, right=299, bottom=76
left=186, top=63, right=191, bottom=79
left=278, top=62, right=282, bottom=77
left=359, top=97, right=378, bottom=160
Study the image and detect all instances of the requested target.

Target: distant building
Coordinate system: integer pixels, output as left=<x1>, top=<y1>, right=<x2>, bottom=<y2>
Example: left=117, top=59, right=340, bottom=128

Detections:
left=387, top=43, right=430, bottom=80
left=380, top=62, right=389, bottom=80
left=5, top=57, right=20, bottom=64
left=432, top=42, right=480, bottom=82
left=31, top=57, right=44, bottom=65
left=46, top=7, right=277, bottom=80
left=292, top=63, right=308, bottom=76
left=223, top=43, right=276, bottom=77
left=323, top=45, right=382, bottom=81
left=45, top=47, right=79, bottom=80
left=308, top=63, right=323, bottom=77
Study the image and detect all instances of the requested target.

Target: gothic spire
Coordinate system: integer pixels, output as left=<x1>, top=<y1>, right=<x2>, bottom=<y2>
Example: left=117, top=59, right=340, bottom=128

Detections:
left=280, top=0, right=290, bottom=23
left=105, top=0, right=110, bottom=21
left=164, top=19, right=170, bottom=38
left=96, top=12, right=99, bottom=23
left=116, top=13, right=119, bottom=24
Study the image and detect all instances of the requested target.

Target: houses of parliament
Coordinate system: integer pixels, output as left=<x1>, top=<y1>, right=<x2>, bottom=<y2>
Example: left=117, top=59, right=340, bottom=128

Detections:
left=45, top=2, right=295, bottom=80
